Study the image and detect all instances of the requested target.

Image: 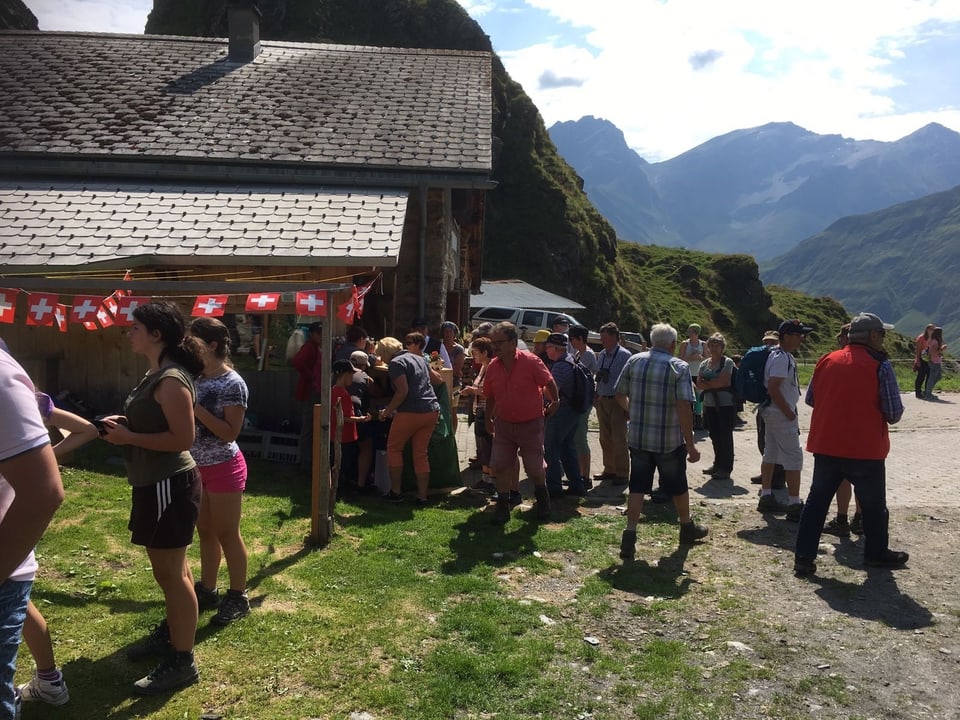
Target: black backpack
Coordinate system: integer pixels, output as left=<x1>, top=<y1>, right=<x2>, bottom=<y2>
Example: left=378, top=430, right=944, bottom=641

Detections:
left=734, top=345, right=773, bottom=404
left=568, top=358, right=596, bottom=413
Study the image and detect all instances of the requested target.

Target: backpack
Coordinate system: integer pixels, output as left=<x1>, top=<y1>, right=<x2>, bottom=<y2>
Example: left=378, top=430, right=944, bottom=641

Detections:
left=568, top=358, right=596, bottom=413
left=734, top=345, right=773, bottom=404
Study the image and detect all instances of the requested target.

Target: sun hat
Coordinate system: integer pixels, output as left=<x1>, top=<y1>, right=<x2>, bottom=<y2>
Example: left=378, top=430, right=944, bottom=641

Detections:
left=777, top=319, right=813, bottom=336
left=533, top=329, right=551, bottom=344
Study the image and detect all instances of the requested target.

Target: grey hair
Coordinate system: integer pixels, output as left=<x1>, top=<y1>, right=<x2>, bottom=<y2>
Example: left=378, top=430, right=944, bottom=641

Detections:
left=349, top=350, right=370, bottom=369
left=650, top=323, right=678, bottom=348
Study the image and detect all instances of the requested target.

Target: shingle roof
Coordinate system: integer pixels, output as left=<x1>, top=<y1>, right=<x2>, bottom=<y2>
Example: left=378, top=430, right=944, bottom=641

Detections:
left=0, top=179, right=407, bottom=269
left=0, top=31, right=492, bottom=173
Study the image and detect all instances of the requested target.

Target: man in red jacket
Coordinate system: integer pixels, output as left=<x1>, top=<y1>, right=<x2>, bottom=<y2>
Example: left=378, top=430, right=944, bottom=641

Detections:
left=794, top=312, right=907, bottom=577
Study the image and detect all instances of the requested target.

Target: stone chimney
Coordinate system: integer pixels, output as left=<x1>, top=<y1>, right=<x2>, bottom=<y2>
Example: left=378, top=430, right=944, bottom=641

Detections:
left=228, top=0, right=261, bottom=63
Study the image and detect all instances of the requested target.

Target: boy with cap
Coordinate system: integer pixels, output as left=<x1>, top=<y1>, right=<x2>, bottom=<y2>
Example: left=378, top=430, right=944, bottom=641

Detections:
left=794, top=313, right=906, bottom=576
left=757, top=319, right=813, bottom=520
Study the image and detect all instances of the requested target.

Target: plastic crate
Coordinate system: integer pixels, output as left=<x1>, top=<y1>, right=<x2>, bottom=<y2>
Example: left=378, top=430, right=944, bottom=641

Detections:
left=237, top=430, right=300, bottom=464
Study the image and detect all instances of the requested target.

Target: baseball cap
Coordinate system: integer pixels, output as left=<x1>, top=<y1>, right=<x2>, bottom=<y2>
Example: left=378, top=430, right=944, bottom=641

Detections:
left=850, top=312, right=894, bottom=334
left=533, top=329, right=551, bottom=343
left=545, top=332, right=568, bottom=347
left=332, top=359, right=354, bottom=376
left=777, top=319, right=813, bottom=336
left=552, top=315, right=572, bottom=327
left=308, top=322, right=323, bottom=334
left=762, top=330, right=780, bottom=342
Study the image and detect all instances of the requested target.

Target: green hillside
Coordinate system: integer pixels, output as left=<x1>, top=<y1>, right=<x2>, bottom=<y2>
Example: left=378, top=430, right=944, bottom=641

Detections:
left=763, top=184, right=960, bottom=342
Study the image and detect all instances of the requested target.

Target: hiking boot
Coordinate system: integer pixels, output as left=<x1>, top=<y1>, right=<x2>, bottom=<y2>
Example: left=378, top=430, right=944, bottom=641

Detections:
left=794, top=557, right=817, bottom=578
left=710, top=472, right=731, bottom=481
left=508, top=490, right=523, bottom=507
left=194, top=581, right=220, bottom=611
left=619, top=530, right=637, bottom=560
left=864, top=549, right=910, bottom=568
left=491, top=496, right=511, bottom=526
left=750, top=474, right=763, bottom=484
left=126, top=620, right=170, bottom=661
left=756, top=494, right=785, bottom=513
left=384, top=491, right=405, bottom=504
left=823, top=517, right=850, bottom=537
left=565, top=480, right=588, bottom=497
left=785, top=502, right=804, bottom=522
left=212, top=589, right=250, bottom=626
left=17, top=671, right=69, bottom=706
left=533, top=486, right=552, bottom=520
left=679, top=520, right=709, bottom=545
left=133, top=649, right=199, bottom=695
left=850, top=513, right=863, bottom=534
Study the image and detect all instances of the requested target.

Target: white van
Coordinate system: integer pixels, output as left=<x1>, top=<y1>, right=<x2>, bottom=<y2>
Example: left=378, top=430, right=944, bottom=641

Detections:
left=470, top=306, right=583, bottom=343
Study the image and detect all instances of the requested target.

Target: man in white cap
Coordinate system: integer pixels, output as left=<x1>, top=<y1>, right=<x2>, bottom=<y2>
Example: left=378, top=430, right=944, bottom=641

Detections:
left=794, top=312, right=907, bottom=576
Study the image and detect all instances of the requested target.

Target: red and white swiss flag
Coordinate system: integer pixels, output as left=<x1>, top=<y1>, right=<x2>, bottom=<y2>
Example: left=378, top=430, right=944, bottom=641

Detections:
left=0, top=288, right=17, bottom=324
left=96, top=305, right=115, bottom=328
left=245, top=292, right=280, bottom=312
left=115, top=296, right=149, bottom=327
left=25, top=293, right=59, bottom=326
left=54, top=304, right=68, bottom=333
left=70, top=295, right=102, bottom=324
left=191, top=295, right=229, bottom=317
left=102, top=293, right=121, bottom=318
left=295, top=290, right=327, bottom=317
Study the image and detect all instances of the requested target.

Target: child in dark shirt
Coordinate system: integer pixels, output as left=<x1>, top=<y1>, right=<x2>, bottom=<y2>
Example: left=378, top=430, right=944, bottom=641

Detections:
left=331, top=360, right=371, bottom=496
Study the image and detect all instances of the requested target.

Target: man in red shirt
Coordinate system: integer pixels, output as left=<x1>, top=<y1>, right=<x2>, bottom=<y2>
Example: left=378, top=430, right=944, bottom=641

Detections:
left=484, top=322, right=559, bottom=525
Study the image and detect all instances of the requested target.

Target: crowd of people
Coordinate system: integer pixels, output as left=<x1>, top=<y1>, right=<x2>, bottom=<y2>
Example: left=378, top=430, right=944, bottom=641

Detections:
left=0, top=304, right=947, bottom=714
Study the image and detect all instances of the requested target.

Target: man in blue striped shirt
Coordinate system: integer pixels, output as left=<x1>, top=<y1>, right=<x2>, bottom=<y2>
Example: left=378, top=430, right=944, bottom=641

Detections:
left=615, top=323, right=708, bottom=557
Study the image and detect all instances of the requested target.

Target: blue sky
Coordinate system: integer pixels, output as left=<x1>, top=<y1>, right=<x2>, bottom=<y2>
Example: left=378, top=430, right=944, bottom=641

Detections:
left=27, top=0, right=960, bottom=162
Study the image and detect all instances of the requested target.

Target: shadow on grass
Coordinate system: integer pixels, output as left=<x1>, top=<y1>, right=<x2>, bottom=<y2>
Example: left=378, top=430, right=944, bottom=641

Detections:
left=736, top=512, right=798, bottom=550
left=693, top=478, right=750, bottom=499
left=805, top=571, right=934, bottom=629
left=596, top=544, right=695, bottom=599
left=439, top=504, right=542, bottom=575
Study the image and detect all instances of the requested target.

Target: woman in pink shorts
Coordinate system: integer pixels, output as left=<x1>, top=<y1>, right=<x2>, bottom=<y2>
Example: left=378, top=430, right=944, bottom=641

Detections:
left=189, top=317, right=251, bottom=626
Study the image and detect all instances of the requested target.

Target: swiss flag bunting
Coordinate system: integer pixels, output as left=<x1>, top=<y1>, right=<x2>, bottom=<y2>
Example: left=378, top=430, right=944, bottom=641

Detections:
left=25, top=293, right=59, bottom=326
left=102, top=293, right=121, bottom=318
left=115, top=296, right=149, bottom=326
left=54, top=304, right=68, bottom=333
left=96, top=305, right=115, bottom=328
left=70, top=295, right=102, bottom=324
left=245, top=292, right=280, bottom=312
left=0, top=288, right=17, bottom=324
left=336, top=290, right=357, bottom=324
left=192, top=295, right=229, bottom=317
left=295, top=290, right=327, bottom=317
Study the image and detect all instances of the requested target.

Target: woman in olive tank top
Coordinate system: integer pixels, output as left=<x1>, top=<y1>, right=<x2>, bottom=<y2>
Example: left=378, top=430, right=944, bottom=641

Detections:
left=99, top=301, right=205, bottom=695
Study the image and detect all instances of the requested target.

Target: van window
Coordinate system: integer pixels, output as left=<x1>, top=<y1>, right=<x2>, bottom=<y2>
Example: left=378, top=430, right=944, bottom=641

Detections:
left=521, top=310, right=544, bottom=327
left=474, top=307, right=516, bottom=321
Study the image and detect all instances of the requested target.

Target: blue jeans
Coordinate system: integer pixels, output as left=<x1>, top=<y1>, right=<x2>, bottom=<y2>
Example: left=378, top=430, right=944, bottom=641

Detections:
left=926, top=363, right=942, bottom=398
left=0, top=578, right=31, bottom=720
left=544, top=405, right=582, bottom=492
left=795, top=454, right=889, bottom=562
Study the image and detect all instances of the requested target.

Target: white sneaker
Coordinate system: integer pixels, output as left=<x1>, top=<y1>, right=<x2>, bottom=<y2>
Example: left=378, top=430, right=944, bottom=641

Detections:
left=17, top=671, right=70, bottom=706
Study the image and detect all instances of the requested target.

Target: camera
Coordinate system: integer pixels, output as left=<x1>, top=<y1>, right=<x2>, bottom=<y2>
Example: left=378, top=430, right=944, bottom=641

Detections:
left=92, top=418, right=109, bottom=436
left=595, top=368, right=610, bottom=383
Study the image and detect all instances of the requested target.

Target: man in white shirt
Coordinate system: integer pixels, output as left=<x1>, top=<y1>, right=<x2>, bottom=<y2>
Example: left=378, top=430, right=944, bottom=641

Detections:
left=0, top=349, right=65, bottom=719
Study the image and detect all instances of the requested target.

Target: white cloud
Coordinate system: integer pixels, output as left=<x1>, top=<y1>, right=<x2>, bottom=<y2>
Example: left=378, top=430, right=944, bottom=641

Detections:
left=28, top=0, right=151, bottom=33
left=491, top=0, right=960, bottom=160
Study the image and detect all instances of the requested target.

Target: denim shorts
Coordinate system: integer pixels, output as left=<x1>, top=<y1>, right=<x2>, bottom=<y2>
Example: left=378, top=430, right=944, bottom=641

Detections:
left=0, top=578, right=31, bottom=719
left=628, top=445, right=689, bottom=496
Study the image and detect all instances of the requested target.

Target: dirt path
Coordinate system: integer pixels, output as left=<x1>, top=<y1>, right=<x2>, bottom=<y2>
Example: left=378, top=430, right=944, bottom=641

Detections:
left=454, top=391, right=960, bottom=718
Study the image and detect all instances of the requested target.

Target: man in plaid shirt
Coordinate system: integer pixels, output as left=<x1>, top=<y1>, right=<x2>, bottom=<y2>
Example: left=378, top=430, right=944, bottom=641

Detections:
left=615, top=323, right=708, bottom=558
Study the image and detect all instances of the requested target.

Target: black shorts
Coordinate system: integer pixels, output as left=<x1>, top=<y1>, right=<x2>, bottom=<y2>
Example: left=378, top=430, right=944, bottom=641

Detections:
left=128, top=467, right=201, bottom=549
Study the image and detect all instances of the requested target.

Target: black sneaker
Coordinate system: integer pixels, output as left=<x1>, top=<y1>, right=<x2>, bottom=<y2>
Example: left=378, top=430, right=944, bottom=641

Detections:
left=490, top=497, right=511, bottom=526
left=864, top=549, right=909, bottom=568
left=533, top=486, right=551, bottom=520
left=822, top=517, right=850, bottom=537
left=850, top=513, right=863, bottom=534
left=212, top=589, right=250, bottom=626
left=126, top=620, right=170, bottom=661
left=565, top=482, right=588, bottom=497
left=384, top=491, right=404, bottom=504
left=133, top=650, right=199, bottom=695
left=785, top=502, right=804, bottom=522
left=508, top=490, right=522, bottom=507
left=757, top=494, right=785, bottom=513
left=619, top=530, right=637, bottom=560
left=679, top=521, right=708, bottom=545
left=194, top=581, right=220, bottom=611
left=794, top=557, right=817, bottom=578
